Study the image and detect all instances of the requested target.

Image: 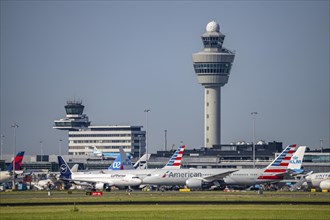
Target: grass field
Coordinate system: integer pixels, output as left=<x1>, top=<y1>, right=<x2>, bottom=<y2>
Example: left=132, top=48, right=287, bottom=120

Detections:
left=1, top=191, right=329, bottom=220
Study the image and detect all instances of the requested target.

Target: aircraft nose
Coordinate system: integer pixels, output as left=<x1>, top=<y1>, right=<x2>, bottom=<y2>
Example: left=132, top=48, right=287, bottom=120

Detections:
left=305, top=176, right=311, bottom=182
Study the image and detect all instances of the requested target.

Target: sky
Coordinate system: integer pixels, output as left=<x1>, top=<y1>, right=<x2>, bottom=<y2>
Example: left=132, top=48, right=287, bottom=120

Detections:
left=1, top=1, right=329, bottom=156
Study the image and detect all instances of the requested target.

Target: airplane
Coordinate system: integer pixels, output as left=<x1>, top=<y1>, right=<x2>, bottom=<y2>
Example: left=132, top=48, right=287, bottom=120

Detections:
left=59, top=145, right=186, bottom=190
left=57, top=155, right=142, bottom=190
left=133, top=153, right=150, bottom=170
left=305, top=172, right=330, bottom=191
left=222, top=144, right=297, bottom=187
left=265, top=146, right=306, bottom=190
left=0, top=151, right=25, bottom=183
left=92, top=146, right=132, bottom=159
left=74, top=147, right=146, bottom=174
left=103, top=145, right=186, bottom=175
left=142, top=144, right=297, bottom=189
left=31, top=178, right=55, bottom=190
left=290, top=172, right=330, bottom=191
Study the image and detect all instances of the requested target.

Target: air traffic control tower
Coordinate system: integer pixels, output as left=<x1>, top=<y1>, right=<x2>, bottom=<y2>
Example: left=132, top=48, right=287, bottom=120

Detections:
left=53, top=100, right=91, bottom=131
left=192, top=21, right=235, bottom=148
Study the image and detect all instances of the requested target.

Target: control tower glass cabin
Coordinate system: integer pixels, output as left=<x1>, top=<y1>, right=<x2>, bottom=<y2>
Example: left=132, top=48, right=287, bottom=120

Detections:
left=53, top=100, right=91, bottom=131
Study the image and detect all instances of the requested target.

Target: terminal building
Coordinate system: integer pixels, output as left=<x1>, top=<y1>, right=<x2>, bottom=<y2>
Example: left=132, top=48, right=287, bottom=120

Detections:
left=53, top=100, right=146, bottom=157
left=68, top=125, right=146, bottom=157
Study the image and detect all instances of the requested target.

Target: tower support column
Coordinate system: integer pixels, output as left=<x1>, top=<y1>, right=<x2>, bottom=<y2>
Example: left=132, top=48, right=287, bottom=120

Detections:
left=204, top=86, right=221, bottom=148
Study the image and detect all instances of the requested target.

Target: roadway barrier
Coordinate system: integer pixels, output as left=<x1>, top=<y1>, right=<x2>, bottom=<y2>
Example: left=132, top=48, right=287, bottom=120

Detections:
left=86, top=191, right=103, bottom=196
left=179, top=188, right=190, bottom=192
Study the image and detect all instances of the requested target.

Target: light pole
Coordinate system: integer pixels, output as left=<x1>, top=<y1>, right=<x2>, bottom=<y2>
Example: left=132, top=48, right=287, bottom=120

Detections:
left=164, top=130, right=167, bottom=151
left=59, top=139, right=62, bottom=155
left=1, top=134, right=4, bottom=160
left=40, top=141, right=43, bottom=162
left=320, top=139, right=323, bottom=153
left=251, top=112, right=258, bottom=168
left=138, top=135, right=142, bottom=160
left=144, top=109, right=150, bottom=168
left=11, top=123, right=19, bottom=190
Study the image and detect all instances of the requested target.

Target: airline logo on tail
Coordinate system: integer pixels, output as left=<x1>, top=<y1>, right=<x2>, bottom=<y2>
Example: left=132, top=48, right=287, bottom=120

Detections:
left=108, top=147, right=134, bottom=170
left=7, top=151, right=25, bottom=171
left=58, top=156, right=72, bottom=179
left=288, top=146, right=306, bottom=174
left=108, top=154, right=124, bottom=170
left=258, top=144, right=297, bottom=180
left=163, top=145, right=185, bottom=169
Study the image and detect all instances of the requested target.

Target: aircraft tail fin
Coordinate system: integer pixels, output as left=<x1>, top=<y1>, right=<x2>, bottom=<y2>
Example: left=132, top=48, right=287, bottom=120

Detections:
left=162, top=145, right=185, bottom=169
left=93, top=146, right=102, bottom=157
left=108, top=147, right=134, bottom=170
left=287, top=146, right=306, bottom=174
left=108, top=152, right=123, bottom=170
left=258, top=144, right=297, bottom=180
left=7, top=151, right=25, bottom=171
left=134, top=154, right=151, bottom=169
left=57, top=156, right=72, bottom=179
left=71, top=164, right=79, bottom=173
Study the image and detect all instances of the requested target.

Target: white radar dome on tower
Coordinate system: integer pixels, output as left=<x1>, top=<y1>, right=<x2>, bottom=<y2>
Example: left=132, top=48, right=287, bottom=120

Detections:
left=206, top=21, right=220, bottom=32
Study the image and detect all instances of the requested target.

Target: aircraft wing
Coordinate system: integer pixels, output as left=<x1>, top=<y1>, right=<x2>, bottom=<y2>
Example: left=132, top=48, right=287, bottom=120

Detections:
left=203, top=170, right=238, bottom=182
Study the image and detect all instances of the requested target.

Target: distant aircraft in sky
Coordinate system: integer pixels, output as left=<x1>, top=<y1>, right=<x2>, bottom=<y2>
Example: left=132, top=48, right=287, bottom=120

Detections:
left=0, top=151, right=25, bottom=183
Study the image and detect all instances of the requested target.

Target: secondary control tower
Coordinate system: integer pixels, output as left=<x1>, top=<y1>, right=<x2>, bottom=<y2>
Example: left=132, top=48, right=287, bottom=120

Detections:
left=53, top=100, right=91, bottom=131
left=192, top=21, right=235, bottom=148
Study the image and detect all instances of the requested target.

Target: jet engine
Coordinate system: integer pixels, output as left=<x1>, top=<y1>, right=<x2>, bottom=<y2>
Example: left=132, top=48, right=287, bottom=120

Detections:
left=319, top=180, right=330, bottom=190
left=94, top=182, right=106, bottom=190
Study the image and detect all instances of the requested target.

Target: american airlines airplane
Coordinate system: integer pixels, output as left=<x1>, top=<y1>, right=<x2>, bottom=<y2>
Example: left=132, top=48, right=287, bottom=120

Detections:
left=0, top=151, right=25, bottom=183
left=222, top=144, right=297, bottom=186
left=142, top=144, right=297, bottom=189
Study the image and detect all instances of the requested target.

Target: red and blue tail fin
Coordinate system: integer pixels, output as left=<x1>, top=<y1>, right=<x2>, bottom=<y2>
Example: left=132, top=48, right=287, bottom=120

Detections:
left=258, top=144, right=297, bottom=180
left=7, top=151, right=25, bottom=171
left=162, top=145, right=185, bottom=169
